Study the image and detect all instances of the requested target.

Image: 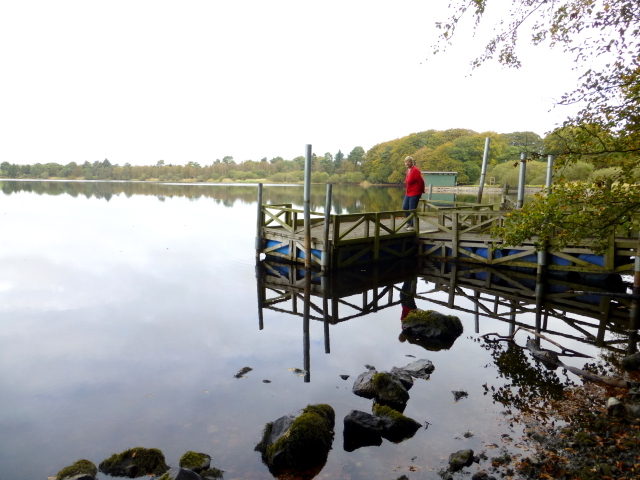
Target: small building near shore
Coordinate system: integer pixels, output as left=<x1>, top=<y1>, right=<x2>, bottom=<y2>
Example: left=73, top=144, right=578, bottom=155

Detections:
left=422, top=171, right=458, bottom=187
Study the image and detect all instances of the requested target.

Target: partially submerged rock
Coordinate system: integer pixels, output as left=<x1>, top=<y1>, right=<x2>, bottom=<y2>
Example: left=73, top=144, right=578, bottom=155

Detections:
left=398, top=359, right=435, bottom=380
left=372, top=404, right=421, bottom=443
left=56, top=459, right=97, bottom=480
left=157, top=467, right=201, bottom=480
left=371, top=371, right=410, bottom=409
left=200, top=468, right=224, bottom=480
left=401, top=310, right=463, bottom=351
left=352, top=360, right=434, bottom=409
left=352, top=368, right=378, bottom=399
left=99, top=447, right=169, bottom=478
left=343, top=410, right=383, bottom=452
left=157, top=466, right=224, bottom=480
left=255, top=404, right=335, bottom=477
left=389, top=366, right=414, bottom=390
left=178, top=451, right=211, bottom=473
left=448, top=449, right=474, bottom=472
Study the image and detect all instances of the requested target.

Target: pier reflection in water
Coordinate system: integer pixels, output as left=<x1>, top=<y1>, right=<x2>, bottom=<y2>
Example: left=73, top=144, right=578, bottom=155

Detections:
left=256, top=258, right=638, bottom=381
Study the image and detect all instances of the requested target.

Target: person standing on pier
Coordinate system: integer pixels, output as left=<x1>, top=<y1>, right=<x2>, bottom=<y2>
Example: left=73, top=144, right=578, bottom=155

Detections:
left=402, top=156, right=425, bottom=231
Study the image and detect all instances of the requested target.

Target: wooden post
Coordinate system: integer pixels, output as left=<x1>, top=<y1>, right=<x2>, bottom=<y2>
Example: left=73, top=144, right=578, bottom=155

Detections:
left=323, top=293, right=330, bottom=353
left=303, top=269, right=311, bottom=382
left=545, top=154, right=555, bottom=192
left=605, top=232, right=615, bottom=269
left=322, top=184, right=332, bottom=271
left=534, top=273, right=545, bottom=340
left=448, top=264, right=457, bottom=308
left=451, top=212, right=459, bottom=258
left=517, top=153, right=526, bottom=209
left=255, top=183, right=263, bottom=260
left=373, top=213, right=380, bottom=260
left=476, top=137, right=490, bottom=203
left=255, top=261, right=264, bottom=330
left=304, top=144, right=312, bottom=269
left=474, top=291, right=480, bottom=333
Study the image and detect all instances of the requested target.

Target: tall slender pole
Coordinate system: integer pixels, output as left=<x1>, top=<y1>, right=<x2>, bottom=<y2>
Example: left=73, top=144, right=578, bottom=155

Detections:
left=322, top=183, right=332, bottom=271
left=545, top=154, right=555, bottom=192
left=476, top=137, right=491, bottom=204
left=517, top=153, right=527, bottom=209
left=255, top=183, right=263, bottom=259
left=255, top=262, right=264, bottom=330
left=304, top=145, right=312, bottom=269
left=303, top=269, right=311, bottom=382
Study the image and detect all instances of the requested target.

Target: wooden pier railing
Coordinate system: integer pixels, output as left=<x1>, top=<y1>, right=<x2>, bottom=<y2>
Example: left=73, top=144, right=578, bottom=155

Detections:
left=259, top=203, right=421, bottom=269
left=257, top=200, right=637, bottom=274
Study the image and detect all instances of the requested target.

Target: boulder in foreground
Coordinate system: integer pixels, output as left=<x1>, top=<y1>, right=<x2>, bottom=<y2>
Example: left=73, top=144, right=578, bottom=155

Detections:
left=255, top=404, right=335, bottom=478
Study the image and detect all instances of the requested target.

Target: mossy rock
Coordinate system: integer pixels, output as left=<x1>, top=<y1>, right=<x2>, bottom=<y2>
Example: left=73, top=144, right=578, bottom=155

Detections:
left=256, top=404, right=335, bottom=473
left=372, top=371, right=409, bottom=407
left=201, top=467, right=224, bottom=479
left=401, top=310, right=463, bottom=350
left=179, top=451, right=211, bottom=472
left=448, top=448, right=474, bottom=472
left=372, top=404, right=421, bottom=443
left=99, top=447, right=169, bottom=478
left=157, top=466, right=222, bottom=480
left=56, top=459, right=98, bottom=480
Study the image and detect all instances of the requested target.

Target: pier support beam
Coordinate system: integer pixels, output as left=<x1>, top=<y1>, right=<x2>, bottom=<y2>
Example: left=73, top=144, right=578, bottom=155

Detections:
left=322, top=184, right=332, bottom=272
left=476, top=137, right=491, bottom=204
left=304, top=145, right=312, bottom=269
left=545, top=155, right=554, bottom=192
left=255, top=183, right=263, bottom=259
left=517, top=153, right=526, bottom=209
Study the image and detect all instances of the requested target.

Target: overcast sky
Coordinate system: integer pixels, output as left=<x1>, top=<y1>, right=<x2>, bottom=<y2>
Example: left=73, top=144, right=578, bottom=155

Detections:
left=0, top=1, right=582, bottom=166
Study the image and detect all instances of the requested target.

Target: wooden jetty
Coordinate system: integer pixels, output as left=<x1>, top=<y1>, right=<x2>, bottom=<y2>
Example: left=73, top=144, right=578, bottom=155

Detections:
left=256, top=197, right=637, bottom=274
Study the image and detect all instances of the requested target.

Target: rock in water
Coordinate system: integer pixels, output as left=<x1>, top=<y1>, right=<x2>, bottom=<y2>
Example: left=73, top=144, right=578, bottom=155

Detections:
left=255, top=404, right=335, bottom=477
left=343, top=410, right=383, bottom=452
left=372, top=404, right=421, bottom=443
left=55, top=459, right=98, bottom=480
left=98, top=447, right=169, bottom=478
left=449, top=449, right=474, bottom=472
left=401, top=310, right=463, bottom=351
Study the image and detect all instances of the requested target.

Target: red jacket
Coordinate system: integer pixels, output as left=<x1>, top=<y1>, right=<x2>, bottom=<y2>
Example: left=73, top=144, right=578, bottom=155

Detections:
left=406, top=166, right=425, bottom=196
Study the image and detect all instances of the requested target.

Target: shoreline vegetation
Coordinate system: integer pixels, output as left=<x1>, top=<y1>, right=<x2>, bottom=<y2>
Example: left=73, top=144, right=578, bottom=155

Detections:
left=0, top=128, right=611, bottom=190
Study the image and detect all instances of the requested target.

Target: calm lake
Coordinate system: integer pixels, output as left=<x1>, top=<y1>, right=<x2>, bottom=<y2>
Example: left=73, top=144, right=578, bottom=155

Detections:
left=0, top=180, right=632, bottom=480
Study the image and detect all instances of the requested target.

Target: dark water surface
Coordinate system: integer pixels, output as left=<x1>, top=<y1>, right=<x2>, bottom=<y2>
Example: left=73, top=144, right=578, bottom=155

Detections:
left=0, top=181, right=629, bottom=480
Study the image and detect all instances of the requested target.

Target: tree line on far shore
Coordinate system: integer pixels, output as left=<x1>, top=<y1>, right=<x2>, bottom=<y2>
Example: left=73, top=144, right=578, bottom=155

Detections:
left=0, top=127, right=619, bottom=186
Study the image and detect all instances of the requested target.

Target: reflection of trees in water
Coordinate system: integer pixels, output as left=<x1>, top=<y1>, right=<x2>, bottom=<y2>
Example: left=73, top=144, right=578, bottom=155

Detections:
left=482, top=340, right=569, bottom=424
left=0, top=181, right=409, bottom=212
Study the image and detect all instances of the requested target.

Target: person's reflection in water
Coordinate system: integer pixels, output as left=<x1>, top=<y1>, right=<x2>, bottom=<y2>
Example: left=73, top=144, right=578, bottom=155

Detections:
left=399, top=280, right=418, bottom=321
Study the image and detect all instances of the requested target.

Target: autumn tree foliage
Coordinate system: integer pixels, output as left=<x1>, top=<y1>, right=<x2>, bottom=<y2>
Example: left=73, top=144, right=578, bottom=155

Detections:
left=435, top=0, right=640, bottom=251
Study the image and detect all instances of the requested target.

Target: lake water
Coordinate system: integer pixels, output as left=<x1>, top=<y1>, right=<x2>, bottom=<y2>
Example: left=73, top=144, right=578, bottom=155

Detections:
left=0, top=181, right=633, bottom=480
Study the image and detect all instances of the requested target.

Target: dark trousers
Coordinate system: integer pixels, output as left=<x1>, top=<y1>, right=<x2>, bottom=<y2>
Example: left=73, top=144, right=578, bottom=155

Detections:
left=402, top=194, right=421, bottom=226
